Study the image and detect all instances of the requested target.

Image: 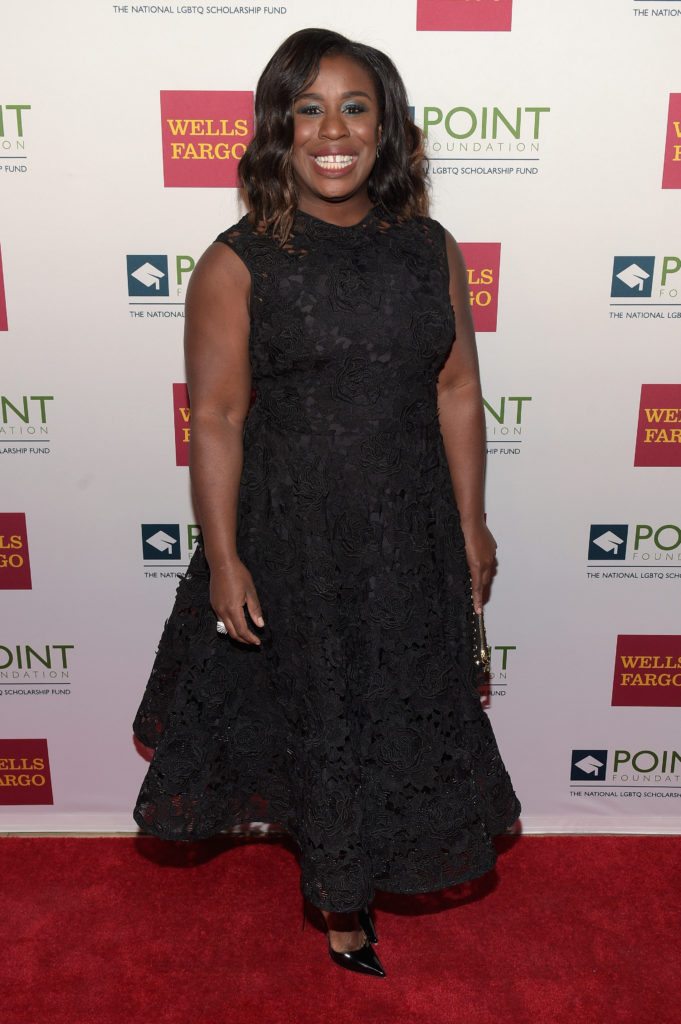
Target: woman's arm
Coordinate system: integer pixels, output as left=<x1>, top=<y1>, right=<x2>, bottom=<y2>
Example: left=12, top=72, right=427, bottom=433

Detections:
left=436, top=229, right=496, bottom=614
left=184, top=241, right=264, bottom=644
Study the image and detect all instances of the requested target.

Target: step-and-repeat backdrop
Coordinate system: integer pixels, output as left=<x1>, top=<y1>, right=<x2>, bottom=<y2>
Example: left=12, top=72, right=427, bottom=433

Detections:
left=2, top=0, right=680, bottom=833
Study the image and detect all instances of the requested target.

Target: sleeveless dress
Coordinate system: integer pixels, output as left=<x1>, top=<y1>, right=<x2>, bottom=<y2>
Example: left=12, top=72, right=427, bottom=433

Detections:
left=132, top=203, right=521, bottom=913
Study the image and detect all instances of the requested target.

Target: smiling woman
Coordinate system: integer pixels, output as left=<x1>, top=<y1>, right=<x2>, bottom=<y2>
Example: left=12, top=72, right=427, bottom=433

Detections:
left=132, top=26, right=521, bottom=981
left=238, top=28, right=428, bottom=238
left=290, top=62, right=380, bottom=208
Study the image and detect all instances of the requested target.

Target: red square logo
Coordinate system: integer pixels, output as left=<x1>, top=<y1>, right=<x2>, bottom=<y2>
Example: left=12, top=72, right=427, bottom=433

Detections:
left=458, top=243, right=501, bottom=333
left=0, top=244, right=8, bottom=331
left=0, top=513, right=32, bottom=589
left=173, top=383, right=190, bottom=466
left=417, top=0, right=512, bottom=31
left=160, top=90, right=254, bottom=188
left=0, top=739, right=53, bottom=804
left=662, top=93, right=681, bottom=190
left=612, top=635, right=681, bottom=707
left=634, top=384, right=681, bottom=467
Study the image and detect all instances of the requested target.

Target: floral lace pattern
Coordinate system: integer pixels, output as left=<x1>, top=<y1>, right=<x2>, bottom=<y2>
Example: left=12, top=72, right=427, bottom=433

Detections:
left=132, top=205, right=521, bottom=912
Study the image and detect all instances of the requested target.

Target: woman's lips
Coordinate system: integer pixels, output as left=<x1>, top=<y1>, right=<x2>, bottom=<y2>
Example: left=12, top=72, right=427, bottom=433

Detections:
left=310, top=153, right=359, bottom=177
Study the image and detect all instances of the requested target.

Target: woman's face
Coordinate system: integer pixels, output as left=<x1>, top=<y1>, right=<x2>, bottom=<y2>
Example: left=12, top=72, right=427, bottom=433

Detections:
left=291, top=54, right=382, bottom=210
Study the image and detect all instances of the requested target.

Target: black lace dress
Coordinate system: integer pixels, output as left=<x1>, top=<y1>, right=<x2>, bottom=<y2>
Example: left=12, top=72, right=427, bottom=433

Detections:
left=132, top=204, right=521, bottom=913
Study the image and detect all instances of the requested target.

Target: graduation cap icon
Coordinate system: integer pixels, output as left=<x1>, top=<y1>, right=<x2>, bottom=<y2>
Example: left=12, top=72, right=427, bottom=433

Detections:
left=131, top=261, right=166, bottom=290
left=615, top=263, right=650, bottom=292
left=145, top=530, right=178, bottom=554
left=574, top=754, right=604, bottom=775
left=592, top=530, right=625, bottom=555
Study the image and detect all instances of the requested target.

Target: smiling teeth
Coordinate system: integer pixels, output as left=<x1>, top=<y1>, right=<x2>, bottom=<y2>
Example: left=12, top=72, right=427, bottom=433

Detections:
left=314, top=155, right=355, bottom=167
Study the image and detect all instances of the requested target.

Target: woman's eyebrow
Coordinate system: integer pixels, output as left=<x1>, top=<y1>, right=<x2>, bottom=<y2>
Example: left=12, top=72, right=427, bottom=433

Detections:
left=296, top=91, right=373, bottom=101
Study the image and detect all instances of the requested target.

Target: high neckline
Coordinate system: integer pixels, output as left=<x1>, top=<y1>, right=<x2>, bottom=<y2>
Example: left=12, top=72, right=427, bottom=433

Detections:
left=295, top=205, right=380, bottom=231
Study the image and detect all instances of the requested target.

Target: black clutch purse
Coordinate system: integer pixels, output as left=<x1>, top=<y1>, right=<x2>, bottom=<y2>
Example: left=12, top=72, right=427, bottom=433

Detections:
left=471, top=604, right=492, bottom=688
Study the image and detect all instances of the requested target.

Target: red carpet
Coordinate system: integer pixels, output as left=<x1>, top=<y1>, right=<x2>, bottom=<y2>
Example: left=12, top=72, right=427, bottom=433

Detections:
left=1, top=834, right=678, bottom=1024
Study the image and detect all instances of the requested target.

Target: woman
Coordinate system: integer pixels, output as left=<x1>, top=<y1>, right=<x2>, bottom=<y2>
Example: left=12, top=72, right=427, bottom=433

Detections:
left=132, top=27, right=521, bottom=978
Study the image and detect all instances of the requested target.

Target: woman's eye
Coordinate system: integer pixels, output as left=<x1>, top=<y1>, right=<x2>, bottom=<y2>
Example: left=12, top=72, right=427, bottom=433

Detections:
left=295, top=102, right=368, bottom=117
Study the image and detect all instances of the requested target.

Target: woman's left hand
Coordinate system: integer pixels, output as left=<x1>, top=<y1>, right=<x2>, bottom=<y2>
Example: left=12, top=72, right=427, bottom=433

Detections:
left=462, top=519, right=497, bottom=614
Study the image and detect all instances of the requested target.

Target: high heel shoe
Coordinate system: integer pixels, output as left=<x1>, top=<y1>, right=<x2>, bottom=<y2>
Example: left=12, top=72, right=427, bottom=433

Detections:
left=357, top=904, right=378, bottom=944
left=327, top=932, right=386, bottom=978
left=302, top=896, right=386, bottom=976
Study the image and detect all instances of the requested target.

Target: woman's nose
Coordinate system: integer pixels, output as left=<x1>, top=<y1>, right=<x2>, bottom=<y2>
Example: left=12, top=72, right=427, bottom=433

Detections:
left=319, top=110, right=349, bottom=139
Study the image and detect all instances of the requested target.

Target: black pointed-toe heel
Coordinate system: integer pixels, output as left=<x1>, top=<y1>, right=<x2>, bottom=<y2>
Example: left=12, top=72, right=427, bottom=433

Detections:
left=357, top=904, right=378, bottom=944
left=327, top=933, right=386, bottom=977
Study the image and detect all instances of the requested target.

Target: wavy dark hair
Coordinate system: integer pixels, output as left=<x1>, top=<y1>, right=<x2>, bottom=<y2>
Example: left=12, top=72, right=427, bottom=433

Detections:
left=238, top=27, right=429, bottom=242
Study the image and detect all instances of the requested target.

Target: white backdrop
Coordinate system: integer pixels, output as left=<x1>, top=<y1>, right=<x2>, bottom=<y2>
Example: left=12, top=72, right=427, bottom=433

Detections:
left=2, top=0, right=680, bottom=833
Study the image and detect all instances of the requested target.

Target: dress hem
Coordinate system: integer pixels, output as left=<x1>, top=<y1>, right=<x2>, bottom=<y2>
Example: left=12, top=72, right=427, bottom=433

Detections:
left=132, top=799, right=522, bottom=912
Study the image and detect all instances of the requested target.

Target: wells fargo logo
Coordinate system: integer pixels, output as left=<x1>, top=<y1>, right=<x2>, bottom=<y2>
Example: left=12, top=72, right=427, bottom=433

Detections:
left=0, top=513, right=32, bottom=590
left=416, top=0, right=513, bottom=32
left=634, top=384, right=681, bottom=467
left=0, top=738, right=53, bottom=804
left=459, top=243, right=500, bottom=332
left=0, top=244, right=7, bottom=330
left=160, top=91, right=253, bottom=188
left=173, top=383, right=190, bottom=466
left=612, top=635, right=681, bottom=708
left=662, top=93, right=681, bottom=189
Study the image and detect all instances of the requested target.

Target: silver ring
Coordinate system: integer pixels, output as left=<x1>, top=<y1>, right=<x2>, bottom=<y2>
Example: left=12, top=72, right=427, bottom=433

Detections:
left=216, top=620, right=228, bottom=635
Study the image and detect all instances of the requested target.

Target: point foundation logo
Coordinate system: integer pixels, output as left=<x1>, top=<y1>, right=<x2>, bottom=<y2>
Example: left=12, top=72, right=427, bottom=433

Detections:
left=141, top=523, right=201, bottom=579
left=0, top=739, right=53, bottom=805
left=484, top=394, right=532, bottom=455
left=488, top=644, right=517, bottom=697
left=570, top=750, right=607, bottom=782
left=412, top=103, right=550, bottom=173
left=127, top=253, right=195, bottom=318
left=570, top=746, right=681, bottom=794
left=0, top=513, right=32, bottom=590
left=0, top=243, right=7, bottom=330
left=0, top=643, right=75, bottom=696
left=416, top=0, right=513, bottom=32
left=458, top=243, right=500, bottom=332
left=611, top=256, right=656, bottom=298
left=662, top=93, right=681, bottom=189
left=142, top=524, right=182, bottom=561
left=588, top=522, right=681, bottom=566
left=0, top=103, right=31, bottom=174
left=173, top=383, right=190, bottom=466
left=588, top=525, right=629, bottom=561
left=634, top=385, right=681, bottom=467
left=141, top=523, right=201, bottom=561
left=161, top=91, right=253, bottom=188
left=609, top=255, right=681, bottom=317
left=0, top=394, right=53, bottom=456
left=612, top=635, right=681, bottom=708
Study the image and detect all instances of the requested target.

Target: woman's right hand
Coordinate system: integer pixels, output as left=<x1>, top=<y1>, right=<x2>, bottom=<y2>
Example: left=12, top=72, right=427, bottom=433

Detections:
left=209, top=556, right=265, bottom=645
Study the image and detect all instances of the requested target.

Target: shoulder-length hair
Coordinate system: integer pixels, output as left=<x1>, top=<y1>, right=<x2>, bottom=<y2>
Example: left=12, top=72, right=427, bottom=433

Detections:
left=238, top=27, right=429, bottom=242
